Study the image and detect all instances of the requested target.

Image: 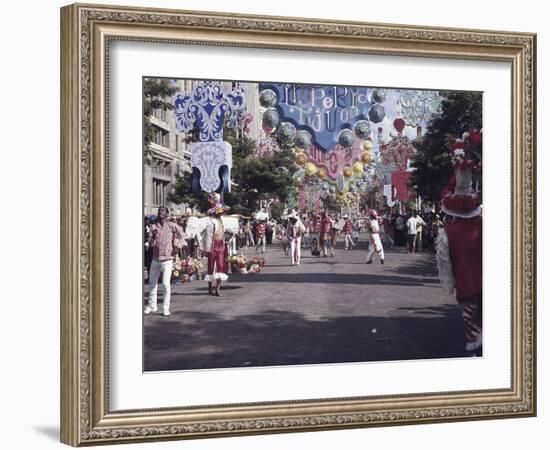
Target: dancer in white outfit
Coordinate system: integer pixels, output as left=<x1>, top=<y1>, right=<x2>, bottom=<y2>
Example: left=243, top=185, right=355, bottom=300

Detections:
left=287, top=212, right=306, bottom=265
left=366, top=209, right=385, bottom=264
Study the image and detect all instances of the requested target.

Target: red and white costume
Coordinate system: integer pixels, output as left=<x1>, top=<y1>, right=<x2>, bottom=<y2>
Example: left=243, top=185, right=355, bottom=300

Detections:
left=436, top=135, right=483, bottom=353
left=366, top=211, right=384, bottom=263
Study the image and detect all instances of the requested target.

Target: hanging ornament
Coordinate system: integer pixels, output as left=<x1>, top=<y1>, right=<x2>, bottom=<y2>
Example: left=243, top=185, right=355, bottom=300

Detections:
left=353, top=120, right=371, bottom=139
left=295, top=153, right=307, bottom=166
left=259, top=89, right=278, bottom=108
left=305, top=162, right=317, bottom=176
left=343, top=167, right=353, bottom=178
left=278, top=121, right=297, bottom=145
left=371, top=89, right=387, bottom=103
left=295, top=130, right=312, bottom=149
left=262, top=108, right=279, bottom=130
left=353, top=161, right=364, bottom=175
left=317, top=167, right=328, bottom=179
left=368, top=104, right=386, bottom=123
left=361, top=152, right=373, bottom=164
left=362, top=139, right=374, bottom=152
left=338, top=128, right=354, bottom=148
left=393, top=117, right=406, bottom=133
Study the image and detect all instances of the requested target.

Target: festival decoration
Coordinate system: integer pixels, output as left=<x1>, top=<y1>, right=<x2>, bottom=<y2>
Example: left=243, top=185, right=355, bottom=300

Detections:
left=362, top=140, right=373, bottom=151
left=295, top=130, right=313, bottom=149
left=295, top=153, right=307, bottom=166
left=353, top=120, right=371, bottom=139
left=305, top=162, right=318, bottom=176
left=317, top=167, right=328, bottom=179
left=259, top=88, right=278, bottom=108
left=278, top=121, right=297, bottom=146
left=353, top=161, right=364, bottom=175
left=371, top=89, right=387, bottom=103
left=361, top=152, right=373, bottom=164
left=173, top=81, right=246, bottom=193
left=368, top=104, right=386, bottom=123
left=338, top=129, right=354, bottom=148
left=343, top=167, right=353, bottom=178
left=378, top=119, right=416, bottom=171
left=262, top=108, right=279, bottom=131
left=396, top=90, right=442, bottom=126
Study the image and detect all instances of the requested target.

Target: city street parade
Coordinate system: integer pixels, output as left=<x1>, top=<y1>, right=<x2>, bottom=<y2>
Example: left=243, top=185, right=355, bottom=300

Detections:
left=143, top=79, right=482, bottom=372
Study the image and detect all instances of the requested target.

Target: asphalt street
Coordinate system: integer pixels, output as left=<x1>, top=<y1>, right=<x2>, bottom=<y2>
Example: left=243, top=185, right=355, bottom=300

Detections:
left=143, top=234, right=470, bottom=371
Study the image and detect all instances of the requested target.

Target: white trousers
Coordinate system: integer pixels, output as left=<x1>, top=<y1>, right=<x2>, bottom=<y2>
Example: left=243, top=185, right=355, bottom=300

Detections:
left=256, top=236, right=266, bottom=253
left=147, top=259, right=172, bottom=311
left=344, top=233, right=354, bottom=249
left=366, top=234, right=385, bottom=262
left=290, top=237, right=302, bottom=265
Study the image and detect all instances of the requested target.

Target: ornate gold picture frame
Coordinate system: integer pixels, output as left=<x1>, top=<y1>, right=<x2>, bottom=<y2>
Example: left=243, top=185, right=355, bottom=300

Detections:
left=60, top=3, right=536, bottom=446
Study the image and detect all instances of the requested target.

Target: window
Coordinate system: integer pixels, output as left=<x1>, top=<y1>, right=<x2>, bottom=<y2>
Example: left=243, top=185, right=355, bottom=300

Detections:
left=152, top=178, right=169, bottom=206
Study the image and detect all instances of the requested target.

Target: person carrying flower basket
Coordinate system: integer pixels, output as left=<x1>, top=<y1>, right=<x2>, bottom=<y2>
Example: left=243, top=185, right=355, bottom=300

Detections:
left=200, top=193, right=230, bottom=297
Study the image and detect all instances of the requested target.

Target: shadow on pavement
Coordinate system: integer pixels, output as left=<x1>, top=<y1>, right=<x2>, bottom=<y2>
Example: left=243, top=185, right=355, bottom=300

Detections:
left=144, top=306, right=469, bottom=372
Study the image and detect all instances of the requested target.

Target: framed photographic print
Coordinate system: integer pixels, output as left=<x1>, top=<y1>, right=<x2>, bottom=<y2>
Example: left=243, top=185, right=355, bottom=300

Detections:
left=60, top=3, right=537, bottom=446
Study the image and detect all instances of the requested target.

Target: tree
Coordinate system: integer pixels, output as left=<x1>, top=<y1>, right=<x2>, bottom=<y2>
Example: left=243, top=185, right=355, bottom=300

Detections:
left=168, top=125, right=299, bottom=215
left=410, top=91, right=482, bottom=202
left=143, top=78, right=179, bottom=164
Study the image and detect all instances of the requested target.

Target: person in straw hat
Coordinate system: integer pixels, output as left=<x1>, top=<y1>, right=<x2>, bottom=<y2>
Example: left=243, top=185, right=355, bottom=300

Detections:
left=436, top=132, right=482, bottom=355
left=200, top=193, right=230, bottom=297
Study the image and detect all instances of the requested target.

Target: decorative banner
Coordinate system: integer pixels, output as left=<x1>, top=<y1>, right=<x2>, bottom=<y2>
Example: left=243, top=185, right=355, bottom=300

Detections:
left=391, top=170, right=413, bottom=202
left=306, top=138, right=364, bottom=181
left=173, top=81, right=246, bottom=142
left=298, top=188, right=308, bottom=211
left=258, top=83, right=378, bottom=152
left=378, top=119, right=417, bottom=171
left=173, top=81, right=246, bottom=193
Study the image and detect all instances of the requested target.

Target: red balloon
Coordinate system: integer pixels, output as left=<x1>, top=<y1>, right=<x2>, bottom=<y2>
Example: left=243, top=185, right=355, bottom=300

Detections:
left=393, top=118, right=405, bottom=133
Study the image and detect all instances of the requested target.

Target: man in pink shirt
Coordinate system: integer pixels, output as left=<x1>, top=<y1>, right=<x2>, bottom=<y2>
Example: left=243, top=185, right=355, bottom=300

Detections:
left=144, top=206, right=185, bottom=316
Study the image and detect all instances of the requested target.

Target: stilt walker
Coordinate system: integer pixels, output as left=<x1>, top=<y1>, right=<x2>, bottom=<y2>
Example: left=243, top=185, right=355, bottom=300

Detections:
left=436, top=132, right=483, bottom=355
left=366, top=209, right=385, bottom=264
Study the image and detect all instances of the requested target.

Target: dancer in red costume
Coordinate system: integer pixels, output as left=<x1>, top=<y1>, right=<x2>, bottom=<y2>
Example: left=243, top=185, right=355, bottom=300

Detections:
left=436, top=132, right=482, bottom=355
left=201, top=193, right=230, bottom=297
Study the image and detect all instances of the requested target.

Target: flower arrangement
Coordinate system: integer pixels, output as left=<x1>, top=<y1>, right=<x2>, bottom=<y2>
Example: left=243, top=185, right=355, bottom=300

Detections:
left=171, top=255, right=206, bottom=284
left=228, top=254, right=266, bottom=274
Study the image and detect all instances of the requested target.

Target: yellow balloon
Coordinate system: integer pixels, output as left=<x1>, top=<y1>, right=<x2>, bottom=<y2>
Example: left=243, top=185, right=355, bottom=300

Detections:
left=305, top=162, right=317, bottom=176
left=362, top=140, right=373, bottom=151
left=361, top=152, right=373, bottom=164
left=295, top=153, right=307, bottom=166
left=353, top=161, right=364, bottom=174
left=343, top=167, right=353, bottom=178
